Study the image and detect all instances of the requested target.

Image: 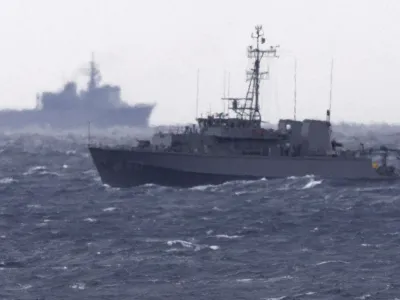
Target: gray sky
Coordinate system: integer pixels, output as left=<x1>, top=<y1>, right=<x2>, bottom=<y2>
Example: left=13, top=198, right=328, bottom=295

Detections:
left=0, top=0, right=399, bottom=125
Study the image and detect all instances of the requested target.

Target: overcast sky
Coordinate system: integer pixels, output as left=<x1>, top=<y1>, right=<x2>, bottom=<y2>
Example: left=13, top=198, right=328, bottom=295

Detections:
left=0, top=0, right=399, bottom=125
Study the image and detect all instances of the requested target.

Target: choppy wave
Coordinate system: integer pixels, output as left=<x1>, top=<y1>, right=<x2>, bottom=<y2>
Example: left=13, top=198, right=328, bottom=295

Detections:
left=0, top=127, right=399, bottom=298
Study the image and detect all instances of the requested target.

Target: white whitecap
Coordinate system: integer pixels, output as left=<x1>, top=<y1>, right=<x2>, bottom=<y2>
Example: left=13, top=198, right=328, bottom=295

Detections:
left=23, top=165, right=46, bottom=176
left=190, top=184, right=214, bottom=191
left=212, top=206, right=223, bottom=211
left=216, top=234, right=241, bottom=239
left=266, top=275, right=293, bottom=283
left=84, top=218, right=97, bottom=223
left=16, top=284, right=32, bottom=290
left=39, top=171, right=62, bottom=177
left=103, top=207, right=117, bottom=212
left=302, top=179, right=322, bottom=189
left=237, top=278, right=252, bottom=283
left=356, top=294, right=371, bottom=300
left=167, top=240, right=193, bottom=248
left=71, top=282, right=85, bottom=290
left=0, top=177, right=15, bottom=184
left=316, top=260, right=349, bottom=266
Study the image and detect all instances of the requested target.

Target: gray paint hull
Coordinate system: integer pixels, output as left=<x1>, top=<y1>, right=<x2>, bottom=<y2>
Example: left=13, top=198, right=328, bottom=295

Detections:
left=0, top=105, right=154, bottom=130
left=89, top=147, right=393, bottom=188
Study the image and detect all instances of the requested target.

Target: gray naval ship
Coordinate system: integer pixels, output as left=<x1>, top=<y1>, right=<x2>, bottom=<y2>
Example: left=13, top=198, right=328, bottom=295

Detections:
left=0, top=54, right=155, bottom=130
left=89, top=25, right=400, bottom=188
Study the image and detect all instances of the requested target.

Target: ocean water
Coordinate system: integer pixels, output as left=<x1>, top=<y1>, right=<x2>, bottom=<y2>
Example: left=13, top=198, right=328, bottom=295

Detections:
left=1, top=131, right=400, bottom=299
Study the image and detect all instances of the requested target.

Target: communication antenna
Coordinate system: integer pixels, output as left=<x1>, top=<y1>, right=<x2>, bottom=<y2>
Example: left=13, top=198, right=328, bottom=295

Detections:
left=327, top=58, right=334, bottom=122
left=223, top=71, right=231, bottom=114
left=87, top=121, right=91, bottom=146
left=227, top=72, right=231, bottom=98
left=293, top=58, right=297, bottom=120
left=223, top=70, right=226, bottom=98
left=196, top=69, right=200, bottom=119
left=223, top=70, right=226, bottom=112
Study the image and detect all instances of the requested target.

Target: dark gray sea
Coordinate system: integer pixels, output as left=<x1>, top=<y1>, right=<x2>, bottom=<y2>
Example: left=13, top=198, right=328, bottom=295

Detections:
left=1, top=128, right=400, bottom=299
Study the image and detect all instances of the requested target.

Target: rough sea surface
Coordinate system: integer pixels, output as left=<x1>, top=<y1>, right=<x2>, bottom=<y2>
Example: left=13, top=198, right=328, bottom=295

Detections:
left=1, top=128, right=400, bottom=299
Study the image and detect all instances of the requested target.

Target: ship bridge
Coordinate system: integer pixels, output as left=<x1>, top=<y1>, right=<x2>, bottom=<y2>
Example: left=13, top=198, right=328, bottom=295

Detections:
left=197, top=115, right=285, bottom=141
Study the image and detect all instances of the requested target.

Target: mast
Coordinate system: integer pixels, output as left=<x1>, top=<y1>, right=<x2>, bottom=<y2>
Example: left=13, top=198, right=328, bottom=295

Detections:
left=222, top=25, right=279, bottom=123
left=327, top=58, right=334, bottom=122
left=223, top=70, right=226, bottom=113
left=88, top=52, right=102, bottom=92
left=227, top=72, right=231, bottom=98
left=294, top=58, right=297, bottom=120
left=196, top=69, right=200, bottom=119
left=253, top=26, right=262, bottom=119
left=247, top=25, right=279, bottom=121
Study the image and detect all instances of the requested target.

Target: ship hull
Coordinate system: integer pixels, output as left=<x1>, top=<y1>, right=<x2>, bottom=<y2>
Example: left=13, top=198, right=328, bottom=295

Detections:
left=89, top=146, right=395, bottom=188
left=93, top=159, right=257, bottom=187
left=0, top=105, right=154, bottom=130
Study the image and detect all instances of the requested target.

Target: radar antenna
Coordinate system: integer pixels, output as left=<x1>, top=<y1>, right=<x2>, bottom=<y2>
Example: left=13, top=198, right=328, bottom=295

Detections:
left=222, top=25, right=279, bottom=123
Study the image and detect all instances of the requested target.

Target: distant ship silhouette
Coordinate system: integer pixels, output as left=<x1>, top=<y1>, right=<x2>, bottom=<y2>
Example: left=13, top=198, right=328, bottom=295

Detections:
left=0, top=54, right=155, bottom=130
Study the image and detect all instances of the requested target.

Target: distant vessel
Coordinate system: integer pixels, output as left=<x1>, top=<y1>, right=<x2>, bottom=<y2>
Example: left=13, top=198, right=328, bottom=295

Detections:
left=0, top=54, right=155, bottom=130
left=88, top=25, right=400, bottom=188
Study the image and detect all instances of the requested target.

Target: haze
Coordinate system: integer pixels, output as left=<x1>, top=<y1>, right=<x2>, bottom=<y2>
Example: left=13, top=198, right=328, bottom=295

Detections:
left=0, top=0, right=399, bottom=126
